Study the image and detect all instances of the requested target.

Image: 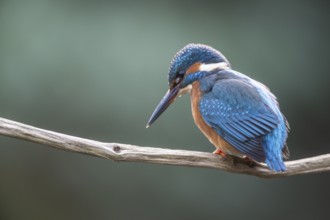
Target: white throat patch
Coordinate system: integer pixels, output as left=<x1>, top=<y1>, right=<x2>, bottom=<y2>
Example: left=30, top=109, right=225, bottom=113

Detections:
left=178, top=84, right=192, bottom=97
left=199, top=62, right=229, bottom=72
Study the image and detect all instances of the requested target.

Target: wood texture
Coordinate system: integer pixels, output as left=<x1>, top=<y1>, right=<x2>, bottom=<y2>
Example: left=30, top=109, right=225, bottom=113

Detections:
left=0, top=117, right=329, bottom=178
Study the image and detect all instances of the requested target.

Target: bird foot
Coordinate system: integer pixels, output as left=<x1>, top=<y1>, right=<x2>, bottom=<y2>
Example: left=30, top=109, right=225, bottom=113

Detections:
left=231, top=156, right=256, bottom=168
left=213, top=148, right=227, bottom=161
left=213, top=149, right=257, bottom=168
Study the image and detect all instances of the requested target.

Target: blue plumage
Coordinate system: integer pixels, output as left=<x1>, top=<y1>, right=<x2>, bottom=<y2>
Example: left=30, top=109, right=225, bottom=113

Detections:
left=199, top=69, right=288, bottom=171
left=147, top=44, right=289, bottom=172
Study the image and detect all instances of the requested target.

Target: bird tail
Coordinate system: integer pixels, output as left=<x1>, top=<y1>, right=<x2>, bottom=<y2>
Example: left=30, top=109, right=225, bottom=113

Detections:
left=265, top=156, right=286, bottom=172
left=265, top=144, right=289, bottom=172
left=263, top=129, right=288, bottom=172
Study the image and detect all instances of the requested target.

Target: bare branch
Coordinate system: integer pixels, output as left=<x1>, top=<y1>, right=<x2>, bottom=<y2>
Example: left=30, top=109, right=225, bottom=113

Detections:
left=0, top=117, right=329, bottom=178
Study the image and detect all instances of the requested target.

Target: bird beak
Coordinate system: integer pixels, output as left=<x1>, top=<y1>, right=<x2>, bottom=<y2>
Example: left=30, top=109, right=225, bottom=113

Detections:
left=146, top=85, right=180, bottom=128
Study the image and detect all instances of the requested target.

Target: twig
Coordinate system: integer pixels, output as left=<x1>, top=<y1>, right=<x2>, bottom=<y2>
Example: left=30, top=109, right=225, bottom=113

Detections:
left=0, top=117, right=329, bottom=178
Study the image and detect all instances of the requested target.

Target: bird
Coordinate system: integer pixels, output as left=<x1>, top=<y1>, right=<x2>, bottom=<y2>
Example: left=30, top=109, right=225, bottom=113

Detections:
left=146, top=43, right=289, bottom=172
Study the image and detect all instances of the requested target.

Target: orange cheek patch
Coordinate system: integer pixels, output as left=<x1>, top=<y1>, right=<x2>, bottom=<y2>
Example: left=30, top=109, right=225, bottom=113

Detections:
left=186, top=62, right=202, bottom=75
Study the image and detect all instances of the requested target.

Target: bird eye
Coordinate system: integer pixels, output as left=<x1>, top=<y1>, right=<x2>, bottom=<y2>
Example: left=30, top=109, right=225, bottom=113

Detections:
left=170, top=70, right=185, bottom=88
left=175, top=77, right=181, bottom=84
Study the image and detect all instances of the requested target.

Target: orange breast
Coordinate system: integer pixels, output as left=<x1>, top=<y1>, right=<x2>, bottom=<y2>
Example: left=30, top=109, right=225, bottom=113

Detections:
left=190, top=81, right=242, bottom=156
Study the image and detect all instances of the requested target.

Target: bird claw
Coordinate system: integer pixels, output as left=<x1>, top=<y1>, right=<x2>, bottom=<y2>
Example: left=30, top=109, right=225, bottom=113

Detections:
left=213, top=148, right=227, bottom=161
left=213, top=149, right=257, bottom=168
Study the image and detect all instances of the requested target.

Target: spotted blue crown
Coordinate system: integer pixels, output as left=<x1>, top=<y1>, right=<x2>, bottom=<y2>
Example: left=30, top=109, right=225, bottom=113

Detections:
left=168, top=44, right=230, bottom=83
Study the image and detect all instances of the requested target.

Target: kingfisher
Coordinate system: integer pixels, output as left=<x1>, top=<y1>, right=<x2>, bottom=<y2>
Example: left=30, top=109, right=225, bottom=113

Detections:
left=146, top=43, right=289, bottom=172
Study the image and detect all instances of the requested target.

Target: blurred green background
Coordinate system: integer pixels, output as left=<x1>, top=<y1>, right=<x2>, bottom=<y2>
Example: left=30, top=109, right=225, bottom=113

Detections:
left=0, top=0, right=329, bottom=219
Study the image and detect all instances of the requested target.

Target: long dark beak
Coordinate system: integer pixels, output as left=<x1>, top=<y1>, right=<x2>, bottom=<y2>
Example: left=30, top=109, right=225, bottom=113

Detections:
left=146, top=85, right=180, bottom=128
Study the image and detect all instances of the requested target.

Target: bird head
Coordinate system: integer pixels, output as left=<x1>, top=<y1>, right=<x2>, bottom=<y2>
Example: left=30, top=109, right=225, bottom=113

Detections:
left=146, top=43, right=230, bottom=127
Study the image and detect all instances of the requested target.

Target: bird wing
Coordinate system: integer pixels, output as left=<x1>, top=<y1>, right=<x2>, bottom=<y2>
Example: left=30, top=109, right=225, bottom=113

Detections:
left=199, top=79, right=279, bottom=161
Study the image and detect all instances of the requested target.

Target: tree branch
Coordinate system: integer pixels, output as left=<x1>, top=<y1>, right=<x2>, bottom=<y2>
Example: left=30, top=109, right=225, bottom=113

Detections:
left=0, top=117, right=329, bottom=178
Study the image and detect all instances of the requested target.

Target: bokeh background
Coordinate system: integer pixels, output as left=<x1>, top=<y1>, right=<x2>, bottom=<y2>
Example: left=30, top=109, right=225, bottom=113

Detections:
left=1, top=0, right=329, bottom=219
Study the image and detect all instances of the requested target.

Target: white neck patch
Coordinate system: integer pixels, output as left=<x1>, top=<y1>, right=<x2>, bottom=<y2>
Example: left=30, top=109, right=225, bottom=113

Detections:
left=178, top=84, right=192, bottom=97
left=199, top=62, right=229, bottom=72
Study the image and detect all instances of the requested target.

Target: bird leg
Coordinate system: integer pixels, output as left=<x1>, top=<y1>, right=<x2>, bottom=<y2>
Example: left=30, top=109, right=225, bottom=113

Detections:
left=213, top=148, right=227, bottom=160
left=213, top=149, right=257, bottom=168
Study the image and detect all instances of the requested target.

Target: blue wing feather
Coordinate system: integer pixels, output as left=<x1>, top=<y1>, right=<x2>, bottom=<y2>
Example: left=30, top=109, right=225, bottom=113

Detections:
left=199, top=78, right=280, bottom=161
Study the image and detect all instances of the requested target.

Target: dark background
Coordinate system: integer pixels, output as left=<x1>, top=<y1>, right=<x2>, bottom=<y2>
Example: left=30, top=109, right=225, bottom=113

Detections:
left=1, top=0, right=329, bottom=219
